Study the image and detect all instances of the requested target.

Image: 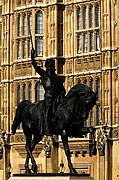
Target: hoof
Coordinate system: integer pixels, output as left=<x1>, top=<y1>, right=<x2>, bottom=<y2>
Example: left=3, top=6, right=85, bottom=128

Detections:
left=70, top=168, right=78, bottom=174
left=25, top=168, right=31, bottom=174
left=32, top=164, right=37, bottom=173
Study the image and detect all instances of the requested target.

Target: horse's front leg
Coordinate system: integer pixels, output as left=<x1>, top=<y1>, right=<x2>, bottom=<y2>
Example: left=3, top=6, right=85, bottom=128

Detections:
left=61, top=130, right=78, bottom=174
left=25, top=154, right=31, bottom=174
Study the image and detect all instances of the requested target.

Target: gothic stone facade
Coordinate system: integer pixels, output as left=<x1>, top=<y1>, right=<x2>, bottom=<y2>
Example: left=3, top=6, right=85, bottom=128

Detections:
left=0, top=0, right=119, bottom=180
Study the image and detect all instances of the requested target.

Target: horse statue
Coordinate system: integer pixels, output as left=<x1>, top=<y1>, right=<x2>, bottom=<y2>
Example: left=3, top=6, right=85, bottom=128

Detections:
left=11, top=82, right=97, bottom=174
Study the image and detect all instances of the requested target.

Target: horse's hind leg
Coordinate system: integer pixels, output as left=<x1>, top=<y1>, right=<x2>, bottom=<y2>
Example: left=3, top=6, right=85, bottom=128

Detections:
left=25, top=154, right=31, bottom=174
left=61, top=130, right=78, bottom=174
left=30, top=134, right=43, bottom=173
left=25, top=135, right=37, bottom=173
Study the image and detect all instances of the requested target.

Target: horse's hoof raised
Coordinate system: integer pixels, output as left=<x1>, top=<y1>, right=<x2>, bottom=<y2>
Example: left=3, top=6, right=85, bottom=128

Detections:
left=70, top=168, right=78, bottom=174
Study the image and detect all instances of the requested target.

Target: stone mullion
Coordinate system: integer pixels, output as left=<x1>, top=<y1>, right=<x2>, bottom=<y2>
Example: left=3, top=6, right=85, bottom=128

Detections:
left=1, top=84, right=4, bottom=129
left=25, top=81, right=29, bottom=100
left=51, top=8, right=53, bottom=57
left=107, top=70, right=112, bottom=125
left=49, top=6, right=51, bottom=57
left=6, top=83, right=10, bottom=132
left=65, top=8, right=68, bottom=57
left=14, top=82, right=18, bottom=108
left=101, top=70, right=105, bottom=124
left=118, top=67, right=119, bottom=125
left=71, top=6, right=74, bottom=58
left=67, top=14, right=70, bottom=56
left=14, top=14, right=18, bottom=60
left=111, top=2, right=115, bottom=48
left=107, top=1, right=111, bottom=50
left=44, top=8, right=48, bottom=58
left=94, top=30, right=96, bottom=51
left=112, top=70, right=116, bottom=125
left=105, top=71, right=109, bottom=124
left=55, top=5, right=58, bottom=57
left=74, top=5, right=77, bottom=58
left=12, top=81, right=16, bottom=127
left=20, top=82, right=23, bottom=102
left=32, top=79, right=36, bottom=102
left=10, top=82, right=14, bottom=129
left=26, top=13, right=29, bottom=59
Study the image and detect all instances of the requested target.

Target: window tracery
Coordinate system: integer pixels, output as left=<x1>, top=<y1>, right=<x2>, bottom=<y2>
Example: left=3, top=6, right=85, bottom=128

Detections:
left=76, top=3, right=100, bottom=54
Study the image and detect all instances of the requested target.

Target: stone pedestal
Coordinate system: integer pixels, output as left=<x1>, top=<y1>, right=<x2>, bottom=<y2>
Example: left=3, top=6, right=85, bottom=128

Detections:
left=9, top=173, right=93, bottom=180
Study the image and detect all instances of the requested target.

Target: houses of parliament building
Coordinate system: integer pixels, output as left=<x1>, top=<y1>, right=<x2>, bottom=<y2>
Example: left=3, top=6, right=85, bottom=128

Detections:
left=0, top=0, right=119, bottom=179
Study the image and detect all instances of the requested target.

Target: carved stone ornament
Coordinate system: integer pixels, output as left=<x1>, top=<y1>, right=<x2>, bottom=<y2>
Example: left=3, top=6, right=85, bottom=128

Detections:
left=113, top=0, right=117, bottom=5
left=97, top=124, right=110, bottom=156
left=44, top=141, right=51, bottom=158
left=97, top=132, right=105, bottom=156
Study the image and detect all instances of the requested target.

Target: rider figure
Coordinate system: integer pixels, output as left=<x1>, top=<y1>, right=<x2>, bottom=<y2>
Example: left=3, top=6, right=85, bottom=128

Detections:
left=31, top=48, right=66, bottom=135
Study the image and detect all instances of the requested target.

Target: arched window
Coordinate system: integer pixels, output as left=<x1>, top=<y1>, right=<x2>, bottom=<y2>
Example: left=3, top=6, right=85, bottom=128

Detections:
left=17, top=84, right=20, bottom=105
left=23, top=14, right=26, bottom=35
left=95, top=4, right=100, bottom=27
left=28, top=39, right=32, bottom=58
left=35, top=11, right=43, bottom=57
left=77, top=7, right=81, bottom=30
left=90, top=32, right=94, bottom=52
left=36, top=37, right=43, bottom=57
left=28, top=83, right=32, bottom=102
left=83, top=6, right=87, bottom=29
left=89, top=5, right=93, bottom=28
left=84, top=33, right=88, bottom=53
left=35, top=11, right=43, bottom=34
left=17, top=41, right=20, bottom=59
left=35, top=82, right=43, bottom=101
left=23, top=41, right=26, bottom=58
left=17, top=14, right=21, bottom=36
left=77, top=34, right=81, bottom=54
left=28, top=13, right=32, bottom=34
left=96, top=31, right=100, bottom=51
left=23, top=83, right=26, bottom=100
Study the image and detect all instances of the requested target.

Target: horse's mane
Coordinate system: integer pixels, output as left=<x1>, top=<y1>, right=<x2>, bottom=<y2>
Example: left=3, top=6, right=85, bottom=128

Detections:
left=52, top=82, right=97, bottom=137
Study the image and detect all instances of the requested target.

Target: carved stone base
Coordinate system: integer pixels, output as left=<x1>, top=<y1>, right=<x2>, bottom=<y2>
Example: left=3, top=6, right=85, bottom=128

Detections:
left=9, top=173, right=93, bottom=180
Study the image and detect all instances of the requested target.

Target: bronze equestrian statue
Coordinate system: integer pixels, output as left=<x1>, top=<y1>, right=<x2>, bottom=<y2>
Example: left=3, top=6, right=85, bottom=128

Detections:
left=11, top=48, right=97, bottom=174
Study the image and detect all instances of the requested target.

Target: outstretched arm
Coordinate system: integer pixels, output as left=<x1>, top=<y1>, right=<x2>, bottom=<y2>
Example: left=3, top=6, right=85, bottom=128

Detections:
left=31, top=48, right=44, bottom=76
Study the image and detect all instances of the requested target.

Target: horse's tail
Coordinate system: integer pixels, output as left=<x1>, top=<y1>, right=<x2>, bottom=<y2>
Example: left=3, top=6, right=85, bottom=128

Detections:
left=11, top=100, right=31, bottom=135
